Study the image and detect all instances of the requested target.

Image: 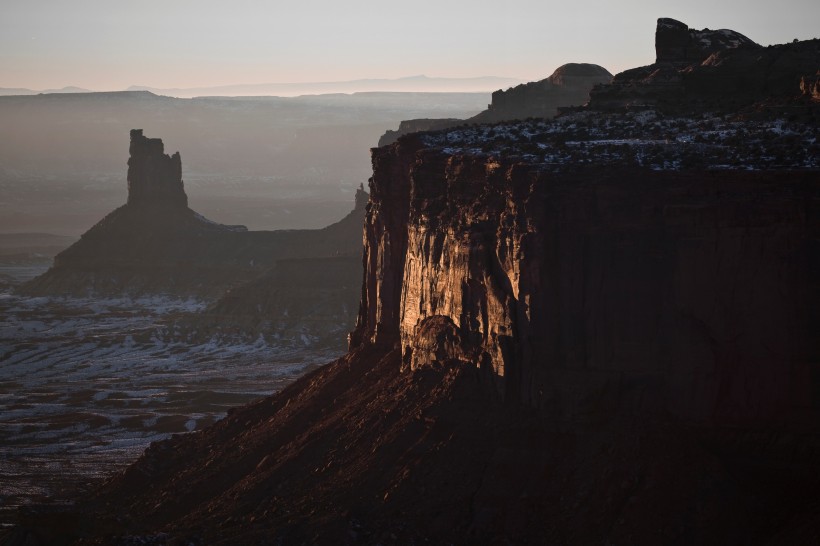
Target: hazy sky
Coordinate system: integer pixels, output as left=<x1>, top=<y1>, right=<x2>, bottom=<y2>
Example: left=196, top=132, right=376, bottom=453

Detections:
left=2, top=0, right=818, bottom=90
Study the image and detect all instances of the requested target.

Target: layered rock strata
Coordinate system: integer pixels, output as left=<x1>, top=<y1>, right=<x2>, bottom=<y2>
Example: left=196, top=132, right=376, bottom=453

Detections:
left=352, top=138, right=819, bottom=424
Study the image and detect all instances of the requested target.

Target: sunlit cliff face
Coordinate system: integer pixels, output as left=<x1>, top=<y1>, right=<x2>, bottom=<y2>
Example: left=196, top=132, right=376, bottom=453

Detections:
left=354, top=94, right=818, bottom=419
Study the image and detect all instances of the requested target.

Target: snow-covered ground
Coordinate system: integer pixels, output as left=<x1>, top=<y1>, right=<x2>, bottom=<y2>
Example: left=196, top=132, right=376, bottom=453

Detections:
left=424, top=111, right=819, bottom=171
left=0, top=289, right=340, bottom=526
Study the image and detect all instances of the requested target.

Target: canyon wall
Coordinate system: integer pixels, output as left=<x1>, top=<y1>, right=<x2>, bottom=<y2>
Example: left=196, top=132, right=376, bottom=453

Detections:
left=352, top=139, right=819, bottom=426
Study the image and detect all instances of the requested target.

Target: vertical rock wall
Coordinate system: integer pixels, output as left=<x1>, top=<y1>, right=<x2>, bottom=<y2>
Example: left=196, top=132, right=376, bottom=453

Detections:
left=350, top=137, right=419, bottom=348
left=352, top=138, right=820, bottom=427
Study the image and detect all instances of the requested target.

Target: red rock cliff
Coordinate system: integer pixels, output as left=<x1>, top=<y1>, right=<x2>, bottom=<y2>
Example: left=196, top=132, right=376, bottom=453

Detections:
left=352, top=137, right=819, bottom=426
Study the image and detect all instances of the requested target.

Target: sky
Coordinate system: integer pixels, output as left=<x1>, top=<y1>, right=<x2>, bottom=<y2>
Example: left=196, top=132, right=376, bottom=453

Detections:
left=2, top=0, right=818, bottom=91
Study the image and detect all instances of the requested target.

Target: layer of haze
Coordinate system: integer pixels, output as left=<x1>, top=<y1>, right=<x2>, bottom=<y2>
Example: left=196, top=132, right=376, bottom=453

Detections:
left=3, top=0, right=818, bottom=91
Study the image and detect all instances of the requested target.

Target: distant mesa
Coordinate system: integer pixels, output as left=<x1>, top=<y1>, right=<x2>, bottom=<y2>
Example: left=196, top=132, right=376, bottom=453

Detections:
left=40, top=86, right=94, bottom=94
left=0, top=86, right=94, bottom=96
left=1, top=76, right=525, bottom=99
left=378, top=118, right=464, bottom=147
left=472, top=63, right=613, bottom=123
left=378, top=63, right=613, bottom=146
left=125, top=75, right=526, bottom=99
left=22, top=130, right=367, bottom=348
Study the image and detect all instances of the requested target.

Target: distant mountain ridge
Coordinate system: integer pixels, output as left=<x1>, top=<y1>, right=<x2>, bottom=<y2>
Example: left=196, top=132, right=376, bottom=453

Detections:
left=0, top=75, right=525, bottom=98
left=129, top=75, right=525, bottom=97
left=0, top=86, right=92, bottom=96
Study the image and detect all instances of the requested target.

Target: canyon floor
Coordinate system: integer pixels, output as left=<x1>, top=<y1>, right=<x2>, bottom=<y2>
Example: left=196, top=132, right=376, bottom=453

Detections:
left=0, top=259, right=339, bottom=530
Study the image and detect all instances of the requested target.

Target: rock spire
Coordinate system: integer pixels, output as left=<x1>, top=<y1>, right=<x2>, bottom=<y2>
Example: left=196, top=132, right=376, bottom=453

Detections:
left=126, top=129, right=187, bottom=207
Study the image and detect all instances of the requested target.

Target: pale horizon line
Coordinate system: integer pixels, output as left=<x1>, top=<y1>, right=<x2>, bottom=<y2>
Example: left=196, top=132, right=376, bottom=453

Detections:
left=0, top=73, right=537, bottom=95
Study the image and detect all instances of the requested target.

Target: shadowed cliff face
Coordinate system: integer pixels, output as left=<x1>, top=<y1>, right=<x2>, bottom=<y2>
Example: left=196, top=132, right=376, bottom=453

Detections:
left=352, top=143, right=819, bottom=425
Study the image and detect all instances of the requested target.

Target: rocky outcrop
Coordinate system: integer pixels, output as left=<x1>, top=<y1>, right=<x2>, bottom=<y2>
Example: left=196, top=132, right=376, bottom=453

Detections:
left=378, top=64, right=612, bottom=146
left=126, top=129, right=187, bottom=208
left=654, top=18, right=759, bottom=63
left=22, top=133, right=367, bottom=300
left=472, top=63, right=613, bottom=123
left=353, top=143, right=819, bottom=424
left=378, top=119, right=462, bottom=147
left=589, top=18, right=820, bottom=111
